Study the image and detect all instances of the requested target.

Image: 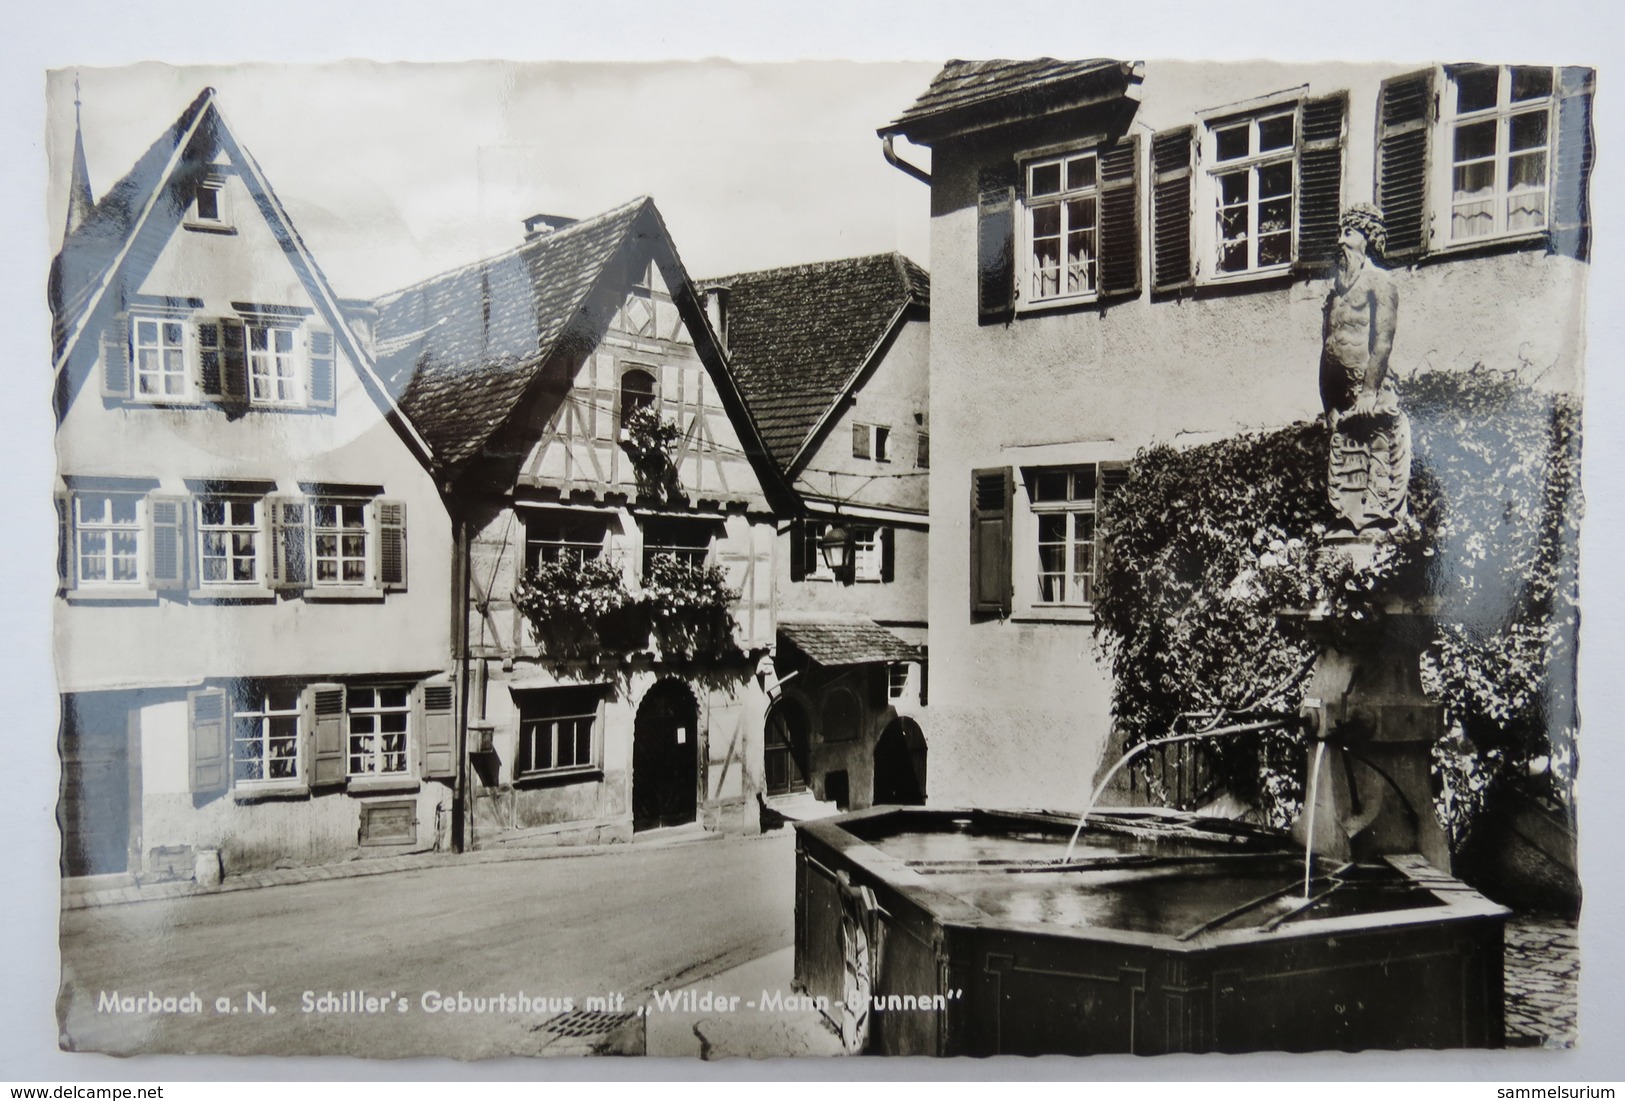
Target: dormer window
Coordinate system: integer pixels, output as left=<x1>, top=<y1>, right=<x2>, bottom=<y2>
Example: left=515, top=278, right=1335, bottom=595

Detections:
left=189, top=175, right=229, bottom=229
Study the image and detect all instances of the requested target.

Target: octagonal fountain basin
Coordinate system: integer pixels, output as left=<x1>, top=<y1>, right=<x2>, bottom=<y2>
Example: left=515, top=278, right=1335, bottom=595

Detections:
left=793, top=806, right=1507, bottom=1056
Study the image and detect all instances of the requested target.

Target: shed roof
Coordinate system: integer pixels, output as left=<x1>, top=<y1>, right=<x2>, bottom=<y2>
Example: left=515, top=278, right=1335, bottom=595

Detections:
left=700, top=253, right=927, bottom=470
left=778, top=617, right=921, bottom=667
left=880, top=58, right=1140, bottom=144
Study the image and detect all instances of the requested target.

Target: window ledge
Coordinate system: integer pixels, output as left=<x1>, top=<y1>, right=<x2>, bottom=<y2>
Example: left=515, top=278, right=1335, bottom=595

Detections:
left=347, top=775, right=421, bottom=796
left=1012, top=606, right=1097, bottom=625
left=514, top=766, right=603, bottom=789
left=190, top=587, right=277, bottom=604
left=1013, top=294, right=1102, bottom=319
left=303, top=589, right=386, bottom=603
left=64, top=589, right=160, bottom=605
left=232, top=782, right=310, bottom=803
left=183, top=222, right=238, bottom=235
left=1415, top=232, right=1551, bottom=266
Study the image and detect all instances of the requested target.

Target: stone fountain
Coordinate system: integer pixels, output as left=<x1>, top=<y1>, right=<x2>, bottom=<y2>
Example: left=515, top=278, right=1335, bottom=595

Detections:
left=792, top=205, right=1508, bottom=1057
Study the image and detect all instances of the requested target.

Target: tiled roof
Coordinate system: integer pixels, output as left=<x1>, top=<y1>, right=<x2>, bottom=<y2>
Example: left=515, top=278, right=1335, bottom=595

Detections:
left=880, top=58, right=1132, bottom=141
left=50, top=87, right=216, bottom=355
left=778, top=617, right=921, bottom=667
left=700, top=253, right=928, bottom=469
left=371, top=199, right=651, bottom=471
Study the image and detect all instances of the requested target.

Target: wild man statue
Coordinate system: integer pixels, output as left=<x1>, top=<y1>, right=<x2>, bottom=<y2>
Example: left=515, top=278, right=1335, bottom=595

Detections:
left=1319, top=203, right=1411, bottom=535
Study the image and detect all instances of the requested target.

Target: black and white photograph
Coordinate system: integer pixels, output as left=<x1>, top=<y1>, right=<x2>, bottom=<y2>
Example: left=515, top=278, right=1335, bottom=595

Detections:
left=10, top=1, right=1625, bottom=1080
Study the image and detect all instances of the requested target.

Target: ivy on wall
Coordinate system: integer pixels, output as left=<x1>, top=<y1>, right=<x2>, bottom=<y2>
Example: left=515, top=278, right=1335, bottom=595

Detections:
left=1091, top=365, right=1581, bottom=847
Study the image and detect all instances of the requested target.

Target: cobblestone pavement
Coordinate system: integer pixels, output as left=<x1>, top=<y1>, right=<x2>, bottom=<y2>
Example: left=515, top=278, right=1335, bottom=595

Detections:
left=1503, top=913, right=1579, bottom=1048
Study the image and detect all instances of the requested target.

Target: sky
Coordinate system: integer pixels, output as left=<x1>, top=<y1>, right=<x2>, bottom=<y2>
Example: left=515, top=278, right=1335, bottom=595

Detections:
left=10, top=0, right=1625, bottom=1084
left=45, top=60, right=940, bottom=298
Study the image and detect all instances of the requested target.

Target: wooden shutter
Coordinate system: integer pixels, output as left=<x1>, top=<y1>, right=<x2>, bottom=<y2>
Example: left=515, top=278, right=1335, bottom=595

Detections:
left=1375, top=68, right=1436, bottom=263
left=969, top=467, right=1013, bottom=617
left=267, top=495, right=309, bottom=589
left=1296, top=93, right=1347, bottom=274
left=196, top=320, right=222, bottom=397
left=147, top=493, right=189, bottom=591
left=1550, top=67, right=1595, bottom=261
left=1151, top=126, right=1195, bottom=291
left=188, top=686, right=230, bottom=794
left=100, top=314, right=131, bottom=399
left=852, top=422, right=871, bottom=459
left=789, top=518, right=807, bottom=582
left=977, top=162, right=1018, bottom=322
left=308, top=683, right=347, bottom=788
left=880, top=525, right=896, bottom=583
left=419, top=683, right=457, bottom=780
left=1097, top=134, right=1142, bottom=298
left=376, top=499, right=407, bottom=592
left=220, top=318, right=248, bottom=401
left=1095, top=461, right=1130, bottom=595
left=307, top=324, right=336, bottom=409
left=55, top=491, right=75, bottom=590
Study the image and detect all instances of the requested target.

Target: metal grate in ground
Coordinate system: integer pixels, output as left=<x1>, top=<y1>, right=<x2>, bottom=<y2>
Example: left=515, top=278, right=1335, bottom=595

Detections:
left=541, top=1009, right=639, bottom=1038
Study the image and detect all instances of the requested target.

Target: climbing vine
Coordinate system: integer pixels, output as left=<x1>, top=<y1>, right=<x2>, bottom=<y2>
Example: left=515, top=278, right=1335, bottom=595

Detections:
left=1091, top=365, right=1581, bottom=848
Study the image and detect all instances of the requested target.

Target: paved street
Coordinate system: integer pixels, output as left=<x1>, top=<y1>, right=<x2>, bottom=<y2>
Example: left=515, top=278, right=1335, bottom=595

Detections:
left=1504, top=913, right=1580, bottom=1048
left=59, top=830, right=799, bottom=1059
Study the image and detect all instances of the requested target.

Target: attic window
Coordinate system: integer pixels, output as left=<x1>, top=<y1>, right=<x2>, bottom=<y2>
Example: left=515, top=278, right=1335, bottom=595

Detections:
left=188, top=175, right=230, bottom=231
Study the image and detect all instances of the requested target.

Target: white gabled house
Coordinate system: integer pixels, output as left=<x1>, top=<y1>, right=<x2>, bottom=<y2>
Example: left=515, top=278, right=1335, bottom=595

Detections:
left=52, top=88, right=454, bottom=881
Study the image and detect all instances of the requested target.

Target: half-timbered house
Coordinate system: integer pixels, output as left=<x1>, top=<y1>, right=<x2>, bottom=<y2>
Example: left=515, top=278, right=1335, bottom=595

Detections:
left=371, top=200, right=792, bottom=847
left=51, top=89, right=455, bottom=881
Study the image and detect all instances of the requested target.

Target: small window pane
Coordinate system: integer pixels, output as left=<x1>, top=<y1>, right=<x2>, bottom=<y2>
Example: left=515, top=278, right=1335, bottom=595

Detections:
left=1509, top=110, right=1549, bottom=152
left=1033, top=470, right=1070, bottom=502
left=1453, top=120, right=1497, bottom=164
left=1257, top=114, right=1294, bottom=151
left=1070, top=467, right=1097, bottom=501
left=1030, top=162, right=1062, bottom=196
left=1510, top=66, right=1553, bottom=102
left=1218, top=170, right=1250, bottom=205
left=1214, top=124, right=1249, bottom=162
left=1258, top=161, right=1293, bottom=199
left=1455, top=67, right=1500, bottom=114
left=1031, top=203, right=1061, bottom=237
left=1065, top=156, right=1096, bottom=190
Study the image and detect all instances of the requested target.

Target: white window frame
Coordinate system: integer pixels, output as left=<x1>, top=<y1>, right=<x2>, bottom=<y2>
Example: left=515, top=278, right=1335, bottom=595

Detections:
left=1018, top=149, right=1102, bottom=307
left=188, top=174, right=230, bottom=228
left=516, top=691, right=602, bottom=779
left=1199, top=104, right=1299, bottom=279
left=887, top=663, right=910, bottom=700
left=1436, top=64, right=1556, bottom=249
left=130, top=314, right=192, bottom=402
left=851, top=524, right=882, bottom=583
left=247, top=322, right=304, bottom=407
left=852, top=423, right=891, bottom=463
left=195, top=495, right=262, bottom=587
left=800, top=520, right=835, bottom=581
left=525, top=511, right=613, bottom=573
left=73, top=492, right=145, bottom=588
left=311, top=498, right=371, bottom=588
left=232, top=685, right=302, bottom=786
left=346, top=686, right=411, bottom=778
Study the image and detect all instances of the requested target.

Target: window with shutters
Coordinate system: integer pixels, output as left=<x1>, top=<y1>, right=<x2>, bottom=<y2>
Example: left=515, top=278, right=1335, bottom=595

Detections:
left=106, top=312, right=335, bottom=410
left=312, top=499, right=369, bottom=587
left=131, top=316, right=189, bottom=400
left=1007, top=461, right=1128, bottom=618
left=797, top=519, right=835, bottom=581
left=231, top=684, right=302, bottom=785
left=74, top=493, right=143, bottom=587
left=515, top=686, right=603, bottom=779
left=196, top=496, right=261, bottom=586
left=1205, top=108, right=1297, bottom=275
left=1022, top=151, right=1101, bottom=304
left=347, top=686, right=411, bottom=777
left=1441, top=65, right=1555, bottom=245
left=851, top=525, right=882, bottom=583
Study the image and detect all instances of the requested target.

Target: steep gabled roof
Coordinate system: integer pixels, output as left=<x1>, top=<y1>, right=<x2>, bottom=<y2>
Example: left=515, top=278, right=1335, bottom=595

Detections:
left=699, top=253, right=928, bottom=471
left=879, top=58, right=1141, bottom=144
left=372, top=199, right=648, bottom=471
left=49, top=87, right=215, bottom=357
left=47, top=88, right=432, bottom=465
left=372, top=198, right=792, bottom=510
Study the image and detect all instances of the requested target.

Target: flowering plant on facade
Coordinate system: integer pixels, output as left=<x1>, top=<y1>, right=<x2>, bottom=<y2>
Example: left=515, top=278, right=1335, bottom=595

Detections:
left=1092, top=365, right=1579, bottom=850
left=512, top=555, right=639, bottom=661
left=619, top=405, right=685, bottom=502
left=640, top=553, right=741, bottom=661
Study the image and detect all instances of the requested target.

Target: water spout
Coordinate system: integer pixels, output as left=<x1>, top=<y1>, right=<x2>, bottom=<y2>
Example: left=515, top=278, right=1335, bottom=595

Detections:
left=1302, top=740, right=1327, bottom=899
left=1061, top=717, right=1293, bottom=865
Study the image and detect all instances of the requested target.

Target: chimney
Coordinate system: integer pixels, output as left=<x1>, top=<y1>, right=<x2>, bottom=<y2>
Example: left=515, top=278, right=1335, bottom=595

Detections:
left=523, top=213, right=577, bottom=240
left=705, top=285, right=730, bottom=352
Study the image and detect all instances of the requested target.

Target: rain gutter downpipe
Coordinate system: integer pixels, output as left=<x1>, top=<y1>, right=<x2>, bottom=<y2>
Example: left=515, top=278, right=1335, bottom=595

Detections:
left=882, top=134, right=931, bottom=185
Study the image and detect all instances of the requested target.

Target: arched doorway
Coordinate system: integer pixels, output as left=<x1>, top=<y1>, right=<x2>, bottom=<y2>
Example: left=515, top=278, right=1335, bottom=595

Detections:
left=764, top=698, right=811, bottom=796
left=633, top=679, right=699, bottom=831
left=872, top=717, right=927, bottom=806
